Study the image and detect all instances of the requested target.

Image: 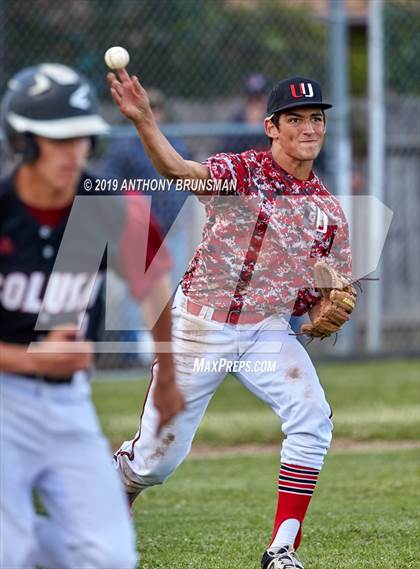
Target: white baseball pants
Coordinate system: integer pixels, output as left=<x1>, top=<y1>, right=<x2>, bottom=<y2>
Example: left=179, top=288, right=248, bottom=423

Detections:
left=116, top=288, right=333, bottom=494
left=0, top=373, right=138, bottom=569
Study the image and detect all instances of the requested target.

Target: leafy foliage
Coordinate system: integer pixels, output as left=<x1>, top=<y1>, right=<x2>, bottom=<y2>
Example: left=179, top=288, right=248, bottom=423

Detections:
left=3, top=0, right=326, bottom=99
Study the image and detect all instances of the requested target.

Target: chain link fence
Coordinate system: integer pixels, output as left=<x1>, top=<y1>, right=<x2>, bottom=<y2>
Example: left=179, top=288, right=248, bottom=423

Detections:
left=348, top=1, right=420, bottom=357
left=381, top=1, right=420, bottom=354
left=1, top=0, right=419, bottom=364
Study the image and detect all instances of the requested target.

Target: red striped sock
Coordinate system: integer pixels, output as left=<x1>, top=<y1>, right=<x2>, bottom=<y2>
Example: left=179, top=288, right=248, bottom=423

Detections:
left=270, top=463, right=320, bottom=550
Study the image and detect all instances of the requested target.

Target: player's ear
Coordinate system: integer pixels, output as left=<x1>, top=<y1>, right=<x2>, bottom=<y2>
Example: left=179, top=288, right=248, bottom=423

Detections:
left=322, top=112, right=327, bottom=134
left=264, top=116, right=279, bottom=140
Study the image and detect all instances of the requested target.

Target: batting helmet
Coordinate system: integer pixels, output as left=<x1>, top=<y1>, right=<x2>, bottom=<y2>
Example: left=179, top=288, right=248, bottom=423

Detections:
left=1, top=63, right=109, bottom=162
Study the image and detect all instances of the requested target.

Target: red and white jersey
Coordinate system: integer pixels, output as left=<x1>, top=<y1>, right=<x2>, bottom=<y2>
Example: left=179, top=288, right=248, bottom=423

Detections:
left=181, top=149, right=351, bottom=316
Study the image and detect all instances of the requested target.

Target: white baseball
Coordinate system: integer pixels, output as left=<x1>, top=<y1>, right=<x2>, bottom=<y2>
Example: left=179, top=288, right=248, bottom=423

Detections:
left=104, top=46, right=130, bottom=70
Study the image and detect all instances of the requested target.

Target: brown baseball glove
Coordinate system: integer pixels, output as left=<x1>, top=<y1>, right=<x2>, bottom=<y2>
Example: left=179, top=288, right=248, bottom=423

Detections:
left=300, top=261, right=357, bottom=339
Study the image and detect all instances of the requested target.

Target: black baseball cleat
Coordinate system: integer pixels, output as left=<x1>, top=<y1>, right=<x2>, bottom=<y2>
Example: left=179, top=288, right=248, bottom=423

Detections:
left=261, top=545, right=304, bottom=569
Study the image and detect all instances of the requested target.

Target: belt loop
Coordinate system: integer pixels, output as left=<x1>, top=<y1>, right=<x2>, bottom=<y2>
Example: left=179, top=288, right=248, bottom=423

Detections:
left=199, top=305, right=214, bottom=320
left=205, top=306, right=215, bottom=320
left=198, top=305, right=207, bottom=319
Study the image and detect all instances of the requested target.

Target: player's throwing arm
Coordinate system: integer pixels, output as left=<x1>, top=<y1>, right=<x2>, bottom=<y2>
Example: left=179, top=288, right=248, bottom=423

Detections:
left=106, top=66, right=209, bottom=184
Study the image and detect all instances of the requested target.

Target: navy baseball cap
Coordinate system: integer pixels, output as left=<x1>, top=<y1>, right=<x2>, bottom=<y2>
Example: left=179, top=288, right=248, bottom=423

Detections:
left=267, top=76, right=332, bottom=115
left=244, top=73, right=270, bottom=96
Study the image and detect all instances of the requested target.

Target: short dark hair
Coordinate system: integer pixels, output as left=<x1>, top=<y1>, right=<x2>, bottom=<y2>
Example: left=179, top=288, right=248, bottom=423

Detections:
left=267, top=112, right=280, bottom=146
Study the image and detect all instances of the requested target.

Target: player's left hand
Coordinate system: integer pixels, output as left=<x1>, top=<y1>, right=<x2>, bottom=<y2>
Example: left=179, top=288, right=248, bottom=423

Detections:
left=300, top=261, right=357, bottom=340
left=153, top=367, right=185, bottom=435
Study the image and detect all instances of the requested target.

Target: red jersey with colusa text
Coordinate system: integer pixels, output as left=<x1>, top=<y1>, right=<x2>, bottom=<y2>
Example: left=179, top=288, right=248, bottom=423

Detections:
left=181, top=149, right=351, bottom=316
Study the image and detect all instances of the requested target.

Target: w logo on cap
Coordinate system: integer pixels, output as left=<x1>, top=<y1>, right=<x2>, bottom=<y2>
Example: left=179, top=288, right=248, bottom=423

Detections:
left=290, top=82, right=314, bottom=99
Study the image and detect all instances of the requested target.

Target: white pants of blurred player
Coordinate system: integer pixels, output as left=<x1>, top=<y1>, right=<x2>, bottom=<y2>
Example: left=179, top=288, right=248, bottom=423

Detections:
left=0, top=373, right=138, bottom=569
left=115, top=288, right=333, bottom=495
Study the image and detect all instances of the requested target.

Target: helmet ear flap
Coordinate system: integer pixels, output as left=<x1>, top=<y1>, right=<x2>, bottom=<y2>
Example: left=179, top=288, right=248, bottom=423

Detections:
left=7, top=132, right=39, bottom=164
left=90, top=135, right=97, bottom=153
left=21, top=134, right=39, bottom=163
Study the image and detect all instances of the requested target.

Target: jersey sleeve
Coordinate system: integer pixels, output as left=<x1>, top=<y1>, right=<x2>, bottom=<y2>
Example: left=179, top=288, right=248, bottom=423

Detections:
left=292, top=288, right=321, bottom=316
left=203, top=152, right=249, bottom=195
left=117, top=195, right=172, bottom=300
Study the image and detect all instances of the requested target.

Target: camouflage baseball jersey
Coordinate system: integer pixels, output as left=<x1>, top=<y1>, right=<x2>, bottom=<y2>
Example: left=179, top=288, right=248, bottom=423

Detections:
left=181, top=149, right=351, bottom=316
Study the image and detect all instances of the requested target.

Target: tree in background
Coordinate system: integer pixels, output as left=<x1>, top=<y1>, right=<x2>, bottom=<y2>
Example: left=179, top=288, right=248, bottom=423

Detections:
left=2, top=0, right=325, bottom=100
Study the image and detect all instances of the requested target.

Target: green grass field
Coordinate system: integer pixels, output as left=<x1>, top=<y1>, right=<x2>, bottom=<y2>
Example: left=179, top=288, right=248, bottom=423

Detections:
left=93, top=359, right=420, bottom=569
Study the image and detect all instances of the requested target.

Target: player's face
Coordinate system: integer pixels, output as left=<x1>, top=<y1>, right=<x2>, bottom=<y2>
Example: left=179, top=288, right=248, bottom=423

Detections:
left=34, top=136, right=91, bottom=190
left=277, top=108, right=325, bottom=161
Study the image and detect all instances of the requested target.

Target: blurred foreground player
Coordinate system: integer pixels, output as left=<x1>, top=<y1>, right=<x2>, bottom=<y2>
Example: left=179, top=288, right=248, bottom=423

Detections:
left=0, top=63, right=184, bottom=568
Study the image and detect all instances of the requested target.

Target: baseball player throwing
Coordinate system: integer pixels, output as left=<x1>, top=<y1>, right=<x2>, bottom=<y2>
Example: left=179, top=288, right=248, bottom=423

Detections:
left=108, top=69, right=356, bottom=569
left=0, top=63, right=184, bottom=568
